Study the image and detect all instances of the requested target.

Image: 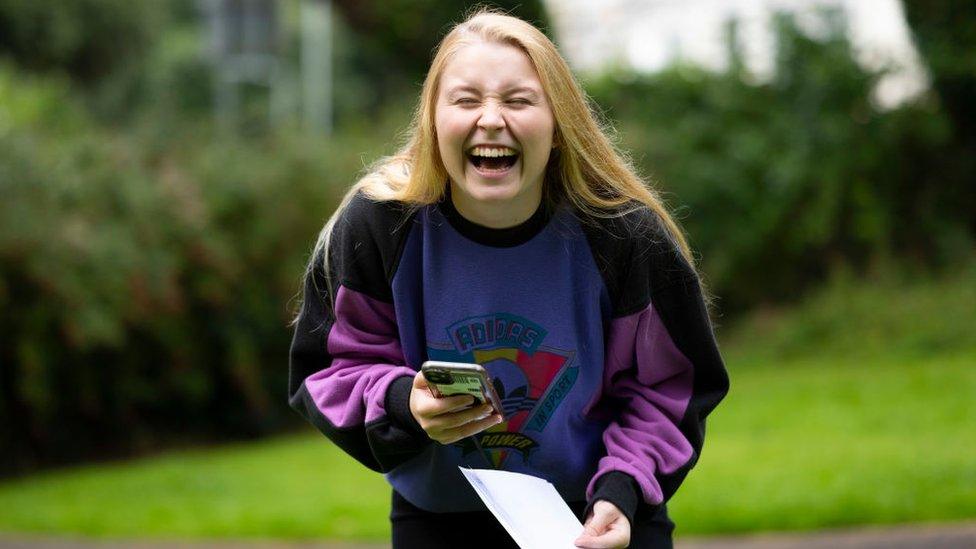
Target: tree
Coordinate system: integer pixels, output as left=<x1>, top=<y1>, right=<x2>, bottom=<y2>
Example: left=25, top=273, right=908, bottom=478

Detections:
left=902, top=1, right=976, bottom=237
left=0, top=0, right=164, bottom=84
left=330, top=0, right=549, bottom=117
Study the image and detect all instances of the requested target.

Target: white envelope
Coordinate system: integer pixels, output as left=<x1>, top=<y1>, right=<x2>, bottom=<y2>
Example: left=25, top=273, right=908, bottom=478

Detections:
left=460, top=467, right=585, bottom=549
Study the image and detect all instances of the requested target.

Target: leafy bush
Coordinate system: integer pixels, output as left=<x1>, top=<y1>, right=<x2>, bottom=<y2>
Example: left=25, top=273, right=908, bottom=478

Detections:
left=0, top=63, right=388, bottom=475
left=586, top=14, right=972, bottom=312
left=0, top=0, right=163, bottom=83
left=329, top=0, right=550, bottom=117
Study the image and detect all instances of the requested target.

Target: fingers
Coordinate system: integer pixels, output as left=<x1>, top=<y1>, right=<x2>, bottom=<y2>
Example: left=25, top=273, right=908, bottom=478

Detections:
left=574, top=525, right=629, bottom=549
left=414, top=372, right=480, bottom=412
left=417, top=390, right=479, bottom=417
left=429, top=402, right=494, bottom=430
left=409, top=373, right=504, bottom=443
left=574, top=533, right=628, bottom=549
left=575, top=502, right=630, bottom=549
left=436, top=412, right=504, bottom=445
left=424, top=404, right=500, bottom=444
left=412, top=373, right=475, bottom=415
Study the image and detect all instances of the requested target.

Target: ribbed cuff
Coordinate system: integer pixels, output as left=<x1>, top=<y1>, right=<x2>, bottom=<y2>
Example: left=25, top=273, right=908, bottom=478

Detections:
left=585, top=471, right=642, bottom=528
left=384, top=375, right=428, bottom=437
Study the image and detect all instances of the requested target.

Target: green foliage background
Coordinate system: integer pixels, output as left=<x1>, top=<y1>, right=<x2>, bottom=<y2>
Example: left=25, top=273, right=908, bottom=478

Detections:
left=586, top=14, right=971, bottom=311
left=329, top=0, right=550, bottom=118
left=0, top=64, right=354, bottom=471
left=1, top=0, right=973, bottom=481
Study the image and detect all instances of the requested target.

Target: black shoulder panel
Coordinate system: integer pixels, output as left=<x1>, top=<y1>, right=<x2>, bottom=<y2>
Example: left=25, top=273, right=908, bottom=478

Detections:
left=577, top=204, right=698, bottom=317
left=330, top=192, right=419, bottom=303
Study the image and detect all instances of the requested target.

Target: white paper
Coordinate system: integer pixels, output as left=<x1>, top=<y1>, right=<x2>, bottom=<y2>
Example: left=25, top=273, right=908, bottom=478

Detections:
left=460, top=467, right=584, bottom=549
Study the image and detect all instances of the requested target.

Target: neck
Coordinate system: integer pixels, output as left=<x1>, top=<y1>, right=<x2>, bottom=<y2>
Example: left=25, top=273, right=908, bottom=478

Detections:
left=449, top=183, right=543, bottom=229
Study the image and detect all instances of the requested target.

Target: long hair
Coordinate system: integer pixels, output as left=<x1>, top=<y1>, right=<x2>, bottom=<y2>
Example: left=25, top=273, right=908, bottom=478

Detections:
left=297, top=9, right=700, bottom=321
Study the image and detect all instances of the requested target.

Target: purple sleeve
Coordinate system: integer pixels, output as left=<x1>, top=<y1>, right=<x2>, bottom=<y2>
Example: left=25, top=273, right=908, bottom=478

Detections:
left=585, top=276, right=728, bottom=513
left=289, top=193, right=429, bottom=472
left=289, top=267, right=429, bottom=472
left=303, top=285, right=417, bottom=426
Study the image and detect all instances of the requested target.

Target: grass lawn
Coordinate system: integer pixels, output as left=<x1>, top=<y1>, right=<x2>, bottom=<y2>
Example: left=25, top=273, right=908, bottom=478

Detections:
left=0, top=431, right=391, bottom=540
left=1, top=349, right=973, bottom=540
left=669, top=350, right=976, bottom=535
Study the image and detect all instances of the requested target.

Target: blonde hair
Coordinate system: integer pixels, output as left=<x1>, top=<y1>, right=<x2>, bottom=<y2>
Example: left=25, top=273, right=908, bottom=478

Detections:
left=299, top=9, right=699, bottom=319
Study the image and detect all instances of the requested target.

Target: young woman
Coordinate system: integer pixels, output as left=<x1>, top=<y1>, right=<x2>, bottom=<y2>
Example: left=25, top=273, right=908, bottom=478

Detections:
left=289, top=10, right=729, bottom=549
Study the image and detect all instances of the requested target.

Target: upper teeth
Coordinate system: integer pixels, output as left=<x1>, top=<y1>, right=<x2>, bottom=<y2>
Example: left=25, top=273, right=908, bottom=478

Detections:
left=470, top=146, right=517, bottom=158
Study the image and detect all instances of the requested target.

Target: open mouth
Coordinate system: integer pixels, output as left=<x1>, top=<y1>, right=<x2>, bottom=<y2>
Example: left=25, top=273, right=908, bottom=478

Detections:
left=467, top=146, right=520, bottom=173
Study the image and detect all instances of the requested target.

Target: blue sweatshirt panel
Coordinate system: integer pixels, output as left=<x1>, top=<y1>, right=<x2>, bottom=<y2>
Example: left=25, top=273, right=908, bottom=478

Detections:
left=387, top=203, right=612, bottom=512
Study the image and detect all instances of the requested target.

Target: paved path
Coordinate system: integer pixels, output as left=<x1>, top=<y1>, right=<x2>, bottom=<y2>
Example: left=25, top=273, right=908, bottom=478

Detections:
left=2, top=522, right=975, bottom=548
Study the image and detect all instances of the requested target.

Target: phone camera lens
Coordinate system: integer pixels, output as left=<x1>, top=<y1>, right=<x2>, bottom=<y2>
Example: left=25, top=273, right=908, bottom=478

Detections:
left=427, top=371, right=453, bottom=384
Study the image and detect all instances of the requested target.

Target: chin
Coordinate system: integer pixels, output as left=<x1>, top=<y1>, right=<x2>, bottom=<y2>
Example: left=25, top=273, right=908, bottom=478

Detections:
left=464, top=183, right=522, bottom=203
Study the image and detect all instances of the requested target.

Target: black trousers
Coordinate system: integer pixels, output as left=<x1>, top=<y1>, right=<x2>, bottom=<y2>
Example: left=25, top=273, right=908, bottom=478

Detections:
left=391, top=490, right=674, bottom=548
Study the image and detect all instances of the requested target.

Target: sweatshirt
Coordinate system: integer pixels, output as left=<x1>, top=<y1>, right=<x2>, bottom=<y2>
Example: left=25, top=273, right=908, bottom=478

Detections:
left=288, top=190, right=729, bottom=524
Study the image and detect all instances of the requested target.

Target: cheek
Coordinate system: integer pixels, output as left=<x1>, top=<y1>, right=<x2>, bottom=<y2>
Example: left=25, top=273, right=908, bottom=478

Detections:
left=436, top=121, right=471, bottom=164
left=434, top=119, right=455, bottom=155
left=510, top=117, right=554, bottom=159
left=435, top=112, right=470, bottom=143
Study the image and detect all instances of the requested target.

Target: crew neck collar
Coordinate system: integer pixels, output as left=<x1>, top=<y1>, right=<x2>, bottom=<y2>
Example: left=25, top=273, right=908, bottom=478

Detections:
left=437, top=187, right=554, bottom=248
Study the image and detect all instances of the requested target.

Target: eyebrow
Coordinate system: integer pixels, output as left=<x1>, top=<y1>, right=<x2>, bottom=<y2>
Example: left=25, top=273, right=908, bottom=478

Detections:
left=446, top=85, right=541, bottom=98
left=506, top=86, right=541, bottom=97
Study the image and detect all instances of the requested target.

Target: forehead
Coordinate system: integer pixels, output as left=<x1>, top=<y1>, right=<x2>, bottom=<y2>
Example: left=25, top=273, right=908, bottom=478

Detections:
left=439, top=40, right=543, bottom=92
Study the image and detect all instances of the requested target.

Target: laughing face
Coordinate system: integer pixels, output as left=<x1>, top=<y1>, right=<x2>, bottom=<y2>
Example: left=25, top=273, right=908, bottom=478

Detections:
left=434, top=40, right=556, bottom=228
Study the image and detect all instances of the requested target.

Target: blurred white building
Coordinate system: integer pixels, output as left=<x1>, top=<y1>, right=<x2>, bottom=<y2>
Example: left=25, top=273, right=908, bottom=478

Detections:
left=201, top=0, right=333, bottom=134
left=544, top=0, right=928, bottom=108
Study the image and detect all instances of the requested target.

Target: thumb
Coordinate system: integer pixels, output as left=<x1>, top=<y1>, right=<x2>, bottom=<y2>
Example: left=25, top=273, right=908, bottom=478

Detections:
left=413, top=371, right=429, bottom=389
left=581, top=506, right=615, bottom=536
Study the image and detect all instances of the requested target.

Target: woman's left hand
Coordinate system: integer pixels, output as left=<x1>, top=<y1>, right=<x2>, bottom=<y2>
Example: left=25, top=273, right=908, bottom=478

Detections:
left=574, top=500, right=631, bottom=548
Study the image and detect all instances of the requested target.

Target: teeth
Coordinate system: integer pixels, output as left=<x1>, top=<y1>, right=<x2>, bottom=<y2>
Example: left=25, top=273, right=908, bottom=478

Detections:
left=469, top=146, right=518, bottom=158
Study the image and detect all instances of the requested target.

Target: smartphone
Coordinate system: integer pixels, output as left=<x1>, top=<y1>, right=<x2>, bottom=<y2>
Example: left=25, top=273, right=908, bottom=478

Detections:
left=420, top=360, right=504, bottom=418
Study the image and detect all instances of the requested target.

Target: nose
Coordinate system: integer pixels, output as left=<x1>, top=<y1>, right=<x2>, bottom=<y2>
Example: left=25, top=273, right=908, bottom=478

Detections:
left=477, top=102, right=505, bottom=132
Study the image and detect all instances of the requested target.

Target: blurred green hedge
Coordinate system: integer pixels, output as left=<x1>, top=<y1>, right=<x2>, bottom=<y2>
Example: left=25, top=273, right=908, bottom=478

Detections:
left=0, top=64, right=384, bottom=474
left=0, top=0, right=161, bottom=83
left=586, top=15, right=973, bottom=311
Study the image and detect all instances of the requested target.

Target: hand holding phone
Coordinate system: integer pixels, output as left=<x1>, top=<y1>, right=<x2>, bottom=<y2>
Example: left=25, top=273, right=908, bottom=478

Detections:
left=421, top=361, right=504, bottom=415
left=409, top=361, right=504, bottom=445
